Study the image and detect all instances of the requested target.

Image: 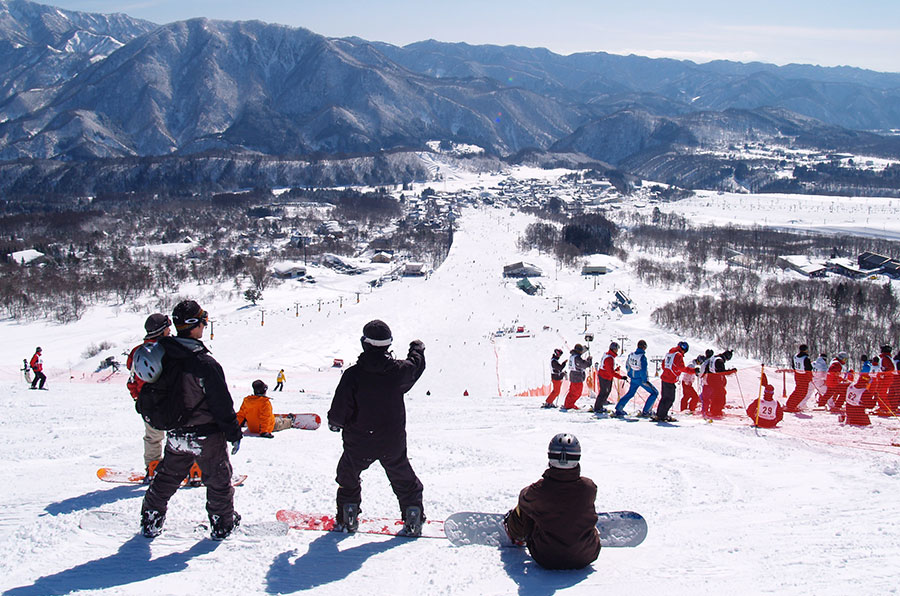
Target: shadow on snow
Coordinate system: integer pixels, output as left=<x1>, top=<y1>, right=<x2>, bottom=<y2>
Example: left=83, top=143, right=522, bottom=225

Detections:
left=43, top=485, right=143, bottom=516
left=3, top=535, right=219, bottom=595
left=265, top=532, right=405, bottom=593
left=500, top=548, right=593, bottom=596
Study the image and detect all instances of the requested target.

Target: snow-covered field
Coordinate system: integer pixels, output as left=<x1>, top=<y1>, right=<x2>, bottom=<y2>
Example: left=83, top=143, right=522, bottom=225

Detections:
left=2, top=181, right=900, bottom=595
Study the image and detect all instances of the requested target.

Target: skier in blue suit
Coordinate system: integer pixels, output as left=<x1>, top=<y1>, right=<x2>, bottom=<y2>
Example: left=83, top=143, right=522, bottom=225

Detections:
left=614, top=340, right=659, bottom=417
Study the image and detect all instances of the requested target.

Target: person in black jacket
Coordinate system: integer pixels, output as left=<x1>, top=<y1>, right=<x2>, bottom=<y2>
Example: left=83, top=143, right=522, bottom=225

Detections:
left=504, top=433, right=601, bottom=569
left=327, top=320, right=426, bottom=536
left=140, top=300, right=243, bottom=540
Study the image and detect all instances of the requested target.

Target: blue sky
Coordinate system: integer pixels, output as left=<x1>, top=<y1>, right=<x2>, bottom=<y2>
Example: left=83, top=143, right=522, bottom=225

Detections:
left=46, top=0, right=900, bottom=72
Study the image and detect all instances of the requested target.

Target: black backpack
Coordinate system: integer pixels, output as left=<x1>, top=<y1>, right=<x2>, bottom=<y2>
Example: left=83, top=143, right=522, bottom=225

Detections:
left=135, top=343, right=205, bottom=430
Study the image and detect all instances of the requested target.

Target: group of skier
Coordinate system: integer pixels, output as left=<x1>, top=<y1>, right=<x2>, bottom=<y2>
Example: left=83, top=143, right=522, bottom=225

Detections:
left=543, top=338, right=900, bottom=429
left=785, top=344, right=900, bottom=426
left=543, top=340, right=738, bottom=423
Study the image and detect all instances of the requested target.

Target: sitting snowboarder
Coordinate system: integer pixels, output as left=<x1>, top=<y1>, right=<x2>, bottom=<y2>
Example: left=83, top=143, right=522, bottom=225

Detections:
left=503, top=433, right=601, bottom=570
left=237, top=380, right=295, bottom=437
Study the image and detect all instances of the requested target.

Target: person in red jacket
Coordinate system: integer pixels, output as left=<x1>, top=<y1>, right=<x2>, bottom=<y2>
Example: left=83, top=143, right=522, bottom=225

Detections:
left=747, top=384, right=784, bottom=428
left=679, top=355, right=704, bottom=413
left=873, top=346, right=896, bottom=417
left=542, top=349, right=567, bottom=408
left=820, top=352, right=850, bottom=411
left=655, top=341, right=692, bottom=422
left=503, top=433, right=601, bottom=570
left=592, top=342, right=626, bottom=414
left=29, top=347, right=46, bottom=390
left=126, top=314, right=173, bottom=482
left=843, top=370, right=877, bottom=426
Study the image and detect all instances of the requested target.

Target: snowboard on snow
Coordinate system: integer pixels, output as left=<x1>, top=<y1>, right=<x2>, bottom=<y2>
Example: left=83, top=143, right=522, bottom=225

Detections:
left=79, top=510, right=288, bottom=539
left=96, top=467, right=248, bottom=487
left=287, top=413, right=321, bottom=430
left=443, top=510, right=647, bottom=548
left=276, top=510, right=445, bottom=539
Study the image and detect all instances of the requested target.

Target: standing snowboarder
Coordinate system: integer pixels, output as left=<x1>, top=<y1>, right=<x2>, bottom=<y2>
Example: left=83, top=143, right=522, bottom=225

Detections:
left=592, top=342, right=625, bottom=414
left=126, top=313, right=171, bottom=481
left=655, top=341, right=691, bottom=422
left=274, top=369, right=286, bottom=392
left=327, top=320, right=427, bottom=536
left=542, top=349, right=567, bottom=408
left=785, top=344, right=813, bottom=412
left=503, top=433, right=601, bottom=570
left=562, top=344, right=592, bottom=411
left=614, top=340, right=658, bottom=417
left=29, top=347, right=46, bottom=390
left=140, top=300, right=243, bottom=540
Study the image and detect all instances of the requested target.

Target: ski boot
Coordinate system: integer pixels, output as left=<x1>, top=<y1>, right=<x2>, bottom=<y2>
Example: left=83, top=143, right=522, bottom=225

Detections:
left=502, top=510, right=526, bottom=547
left=187, top=462, right=202, bottom=487
left=141, top=509, right=166, bottom=538
left=335, top=503, right=360, bottom=533
left=636, top=411, right=651, bottom=418
left=540, top=402, right=555, bottom=409
left=401, top=505, right=423, bottom=537
left=143, top=460, right=160, bottom=485
left=209, top=511, right=241, bottom=541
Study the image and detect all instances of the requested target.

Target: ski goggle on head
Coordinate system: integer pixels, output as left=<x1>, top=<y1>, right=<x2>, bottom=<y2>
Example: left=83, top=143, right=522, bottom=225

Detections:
left=183, top=309, right=209, bottom=326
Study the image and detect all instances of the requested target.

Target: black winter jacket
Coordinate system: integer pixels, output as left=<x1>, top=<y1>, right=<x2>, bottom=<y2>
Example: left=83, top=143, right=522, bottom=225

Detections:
left=158, top=336, right=242, bottom=442
left=550, top=356, right=566, bottom=381
left=328, top=343, right=426, bottom=451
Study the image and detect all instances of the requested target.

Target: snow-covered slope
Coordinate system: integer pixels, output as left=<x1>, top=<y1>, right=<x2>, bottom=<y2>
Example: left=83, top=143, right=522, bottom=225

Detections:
left=2, top=193, right=900, bottom=594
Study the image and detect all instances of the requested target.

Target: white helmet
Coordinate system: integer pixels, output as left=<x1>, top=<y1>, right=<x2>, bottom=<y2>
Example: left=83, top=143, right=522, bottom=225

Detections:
left=133, top=342, right=166, bottom=383
left=548, top=433, right=581, bottom=469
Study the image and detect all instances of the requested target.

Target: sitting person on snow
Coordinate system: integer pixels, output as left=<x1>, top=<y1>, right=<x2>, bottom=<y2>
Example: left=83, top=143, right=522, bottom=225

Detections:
left=746, top=384, right=784, bottom=428
left=237, top=380, right=295, bottom=438
left=504, top=433, right=601, bottom=570
left=843, top=369, right=877, bottom=427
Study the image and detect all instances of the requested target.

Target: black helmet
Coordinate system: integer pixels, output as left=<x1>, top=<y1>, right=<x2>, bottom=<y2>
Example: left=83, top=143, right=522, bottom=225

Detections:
left=361, top=319, right=392, bottom=351
left=252, top=380, right=268, bottom=395
left=705, top=349, right=714, bottom=358
left=573, top=344, right=585, bottom=354
left=172, top=300, right=208, bottom=335
left=609, top=341, right=619, bottom=353
left=637, top=340, right=647, bottom=350
left=548, top=433, right=581, bottom=469
left=553, top=348, right=563, bottom=358
left=722, top=349, right=734, bottom=361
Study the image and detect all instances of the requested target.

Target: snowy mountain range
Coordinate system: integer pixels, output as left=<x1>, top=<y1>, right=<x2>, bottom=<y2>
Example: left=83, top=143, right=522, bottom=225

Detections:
left=1, top=0, right=900, bottom=190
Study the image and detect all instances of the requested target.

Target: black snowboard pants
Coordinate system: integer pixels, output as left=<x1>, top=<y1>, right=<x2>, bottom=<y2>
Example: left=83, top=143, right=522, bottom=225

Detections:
left=142, top=431, right=235, bottom=524
left=31, top=370, right=46, bottom=388
left=657, top=381, right=677, bottom=419
left=592, top=377, right=613, bottom=411
left=335, top=440, right=423, bottom=518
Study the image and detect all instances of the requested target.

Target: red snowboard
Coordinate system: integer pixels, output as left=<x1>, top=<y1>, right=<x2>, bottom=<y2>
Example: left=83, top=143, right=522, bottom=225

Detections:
left=276, top=510, right=445, bottom=538
left=96, top=467, right=247, bottom=487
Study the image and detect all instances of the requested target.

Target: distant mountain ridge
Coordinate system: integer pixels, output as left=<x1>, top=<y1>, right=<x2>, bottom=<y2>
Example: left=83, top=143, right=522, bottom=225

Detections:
left=1, top=0, right=899, bottom=194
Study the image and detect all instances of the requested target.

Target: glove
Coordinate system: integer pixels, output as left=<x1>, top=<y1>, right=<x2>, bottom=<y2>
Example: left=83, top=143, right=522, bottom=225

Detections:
left=260, top=432, right=274, bottom=438
left=231, top=440, right=241, bottom=455
left=409, top=340, right=425, bottom=352
left=328, top=423, right=342, bottom=432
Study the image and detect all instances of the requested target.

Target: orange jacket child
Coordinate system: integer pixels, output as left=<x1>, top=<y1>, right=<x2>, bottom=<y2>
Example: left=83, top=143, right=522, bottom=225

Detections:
left=237, top=380, right=293, bottom=436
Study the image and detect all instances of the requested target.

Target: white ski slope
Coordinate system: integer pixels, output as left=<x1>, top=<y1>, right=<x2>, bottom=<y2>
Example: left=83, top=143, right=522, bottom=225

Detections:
left=2, top=193, right=900, bottom=595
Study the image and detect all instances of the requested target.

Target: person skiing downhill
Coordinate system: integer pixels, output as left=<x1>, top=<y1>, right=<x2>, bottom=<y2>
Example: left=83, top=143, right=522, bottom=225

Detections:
left=614, top=340, right=658, bottom=417
left=543, top=349, right=567, bottom=408
left=503, top=433, right=601, bottom=570
left=29, top=347, right=46, bottom=390
left=655, top=341, right=691, bottom=422
left=592, top=342, right=626, bottom=414
left=327, top=320, right=427, bottom=536
left=562, top=345, right=592, bottom=410
left=140, top=300, right=243, bottom=540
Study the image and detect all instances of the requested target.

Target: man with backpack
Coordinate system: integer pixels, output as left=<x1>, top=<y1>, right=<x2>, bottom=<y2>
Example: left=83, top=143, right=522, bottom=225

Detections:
left=139, top=300, right=243, bottom=540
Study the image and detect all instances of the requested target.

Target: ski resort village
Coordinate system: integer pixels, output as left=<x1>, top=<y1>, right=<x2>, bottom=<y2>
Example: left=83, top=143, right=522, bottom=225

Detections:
left=2, top=157, right=900, bottom=595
